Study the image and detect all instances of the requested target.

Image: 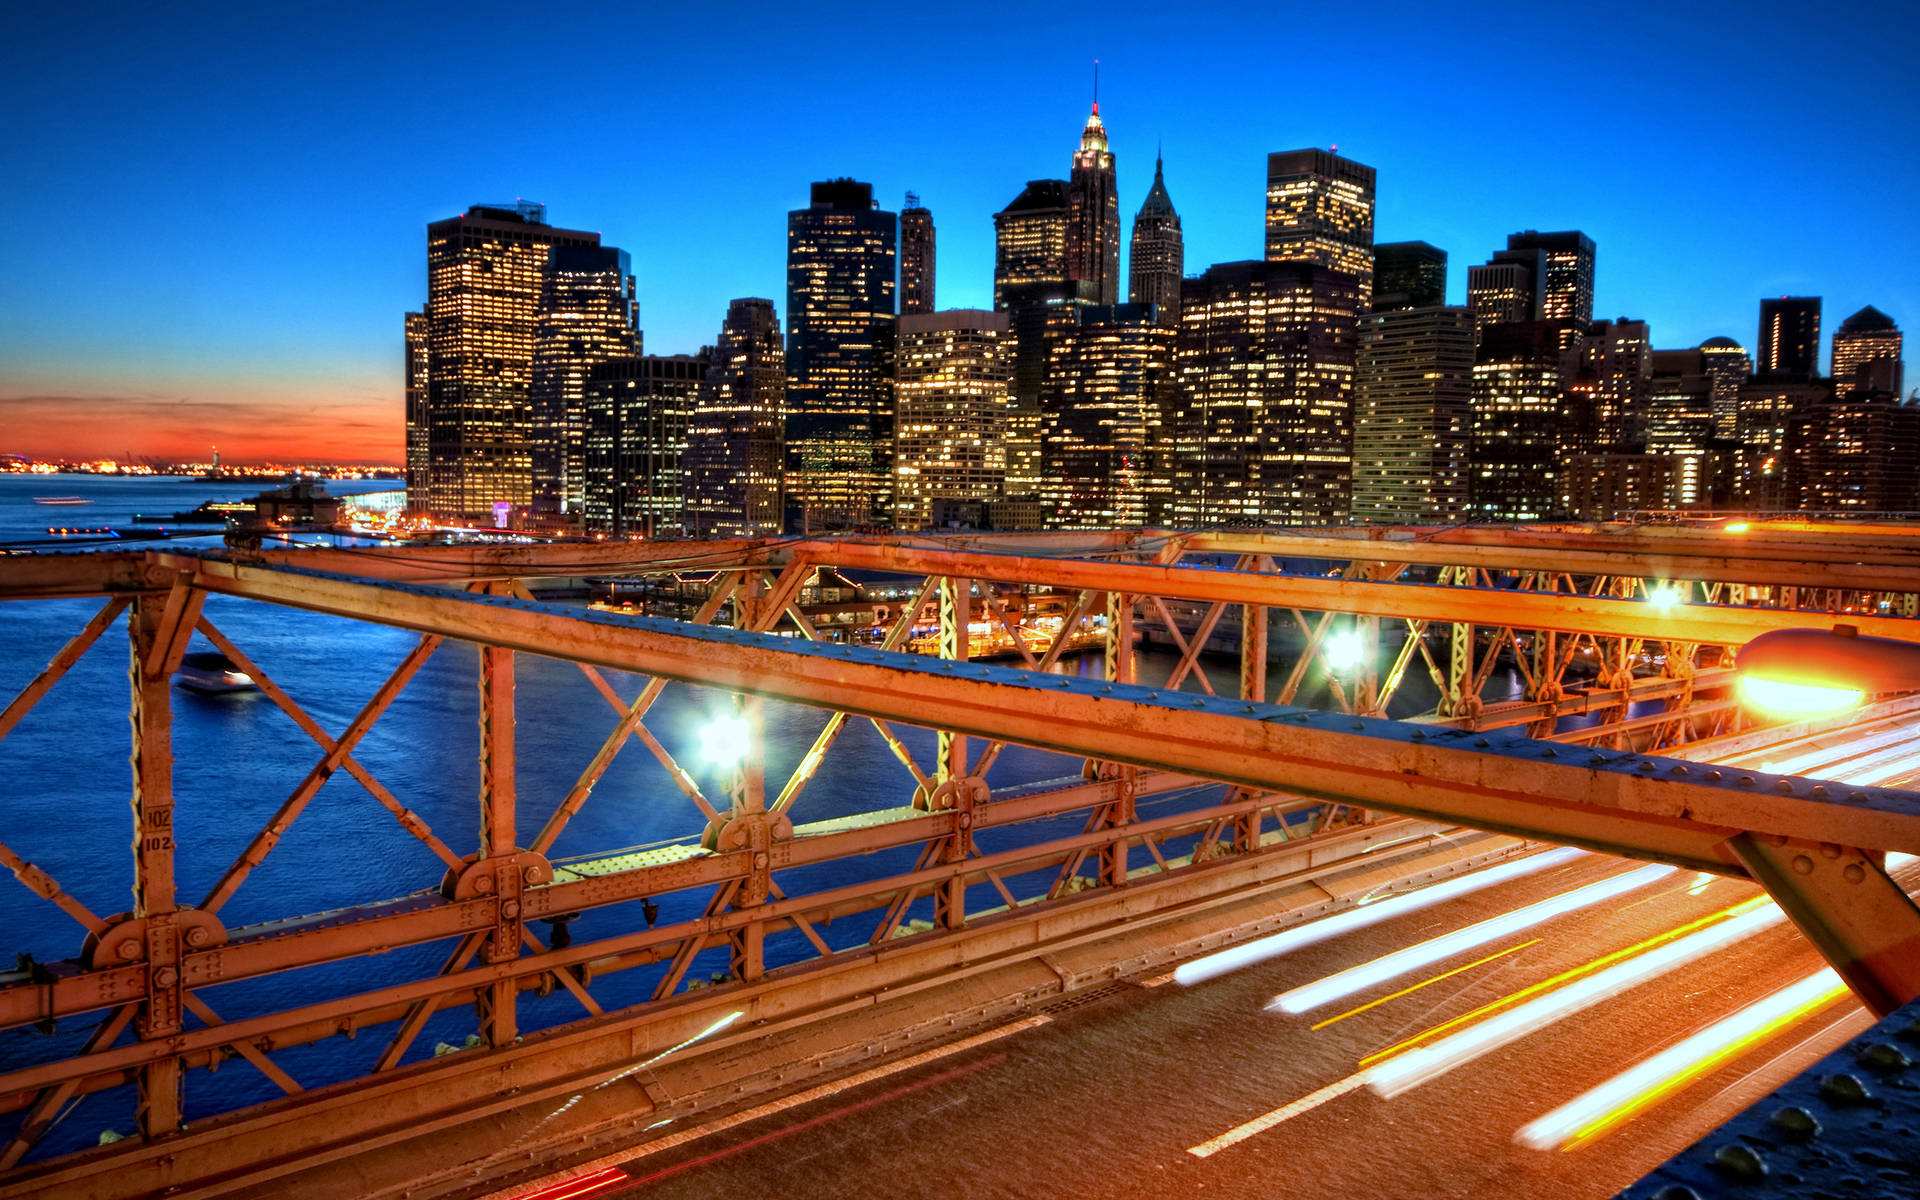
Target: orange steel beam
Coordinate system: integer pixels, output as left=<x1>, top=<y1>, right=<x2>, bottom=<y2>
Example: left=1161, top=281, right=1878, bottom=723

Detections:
left=746, top=540, right=1920, bottom=645
left=171, top=557, right=1920, bottom=866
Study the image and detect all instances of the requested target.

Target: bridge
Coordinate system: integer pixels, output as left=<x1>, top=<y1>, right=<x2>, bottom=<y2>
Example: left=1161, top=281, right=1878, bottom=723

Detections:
left=3, top=523, right=1920, bottom=1198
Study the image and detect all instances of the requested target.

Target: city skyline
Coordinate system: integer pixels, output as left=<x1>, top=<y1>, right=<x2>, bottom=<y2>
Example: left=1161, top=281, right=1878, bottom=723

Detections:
left=4, top=1, right=1918, bottom=463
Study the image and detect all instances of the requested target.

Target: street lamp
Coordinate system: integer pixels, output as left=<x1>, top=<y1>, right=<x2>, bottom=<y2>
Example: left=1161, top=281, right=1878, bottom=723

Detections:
left=1734, top=625, right=1920, bottom=716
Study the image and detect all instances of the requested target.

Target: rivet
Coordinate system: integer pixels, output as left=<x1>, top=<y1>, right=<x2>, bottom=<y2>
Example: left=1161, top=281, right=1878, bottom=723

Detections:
left=1845, top=863, right=1867, bottom=883
left=1850, top=790, right=1871, bottom=803
left=153, top=966, right=179, bottom=989
left=1820, top=843, right=1842, bottom=859
left=1710, top=1143, right=1767, bottom=1180
left=1811, top=785, right=1829, bottom=800
left=1541, top=747, right=1557, bottom=758
left=524, top=866, right=542, bottom=883
left=1819, top=1073, right=1872, bottom=1105
left=117, top=940, right=141, bottom=961
left=474, top=875, right=495, bottom=895
left=1704, top=769, right=1722, bottom=781
left=1473, top=737, right=1489, bottom=748
left=1768, top=1106, right=1821, bottom=1141
left=1737, top=775, right=1755, bottom=787
left=1638, top=761, right=1656, bottom=773
left=184, top=927, right=209, bottom=948
left=753, top=852, right=770, bottom=869
left=1775, top=779, right=1795, bottom=794
left=1791, top=854, right=1814, bottom=875
left=1859, top=1042, right=1911, bottom=1074
left=1669, top=764, right=1688, bottom=776
left=1410, top=730, right=1427, bottom=741
left=500, top=899, right=521, bottom=919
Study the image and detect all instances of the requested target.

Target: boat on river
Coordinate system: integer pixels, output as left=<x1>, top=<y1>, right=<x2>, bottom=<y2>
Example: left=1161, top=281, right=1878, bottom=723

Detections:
left=175, top=652, right=259, bottom=694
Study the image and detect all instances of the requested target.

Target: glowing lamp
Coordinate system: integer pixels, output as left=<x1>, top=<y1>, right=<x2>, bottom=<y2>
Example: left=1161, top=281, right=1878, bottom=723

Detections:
left=1323, top=629, right=1367, bottom=673
left=1734, top=626, right=1920, bottom=716
left=699, top=710, right=754, bottom=768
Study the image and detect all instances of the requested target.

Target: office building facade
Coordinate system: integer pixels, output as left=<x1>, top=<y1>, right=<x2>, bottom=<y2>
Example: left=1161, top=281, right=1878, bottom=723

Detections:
left=1351, top=305, right=1476, bottom=523
left=1041, top=304, right=1177, bottom=526
left=786, top=179, right=897, bottom=530
left=1372, top=241, right=1447, bottom=312
left=581, top=353, right=709, bottom=538
left=684, top=299, right=785, bottom=538
left=1127, top=154, right=1182, bottom=325
left=900, top=196, right=935, bottom=316
left=530, top=244, right=640, bottom=525
left=1832, top=305, right=1904, bottom=396
left=1066, top=104, right=1121, bottom=306
left=1757, top=296, right=1821, bottom=377
left=1264, top=149, right=1376, bottom=304
left=410, top=202, right=599, bottom=523
left=892, top=310, right=1011, bottom=529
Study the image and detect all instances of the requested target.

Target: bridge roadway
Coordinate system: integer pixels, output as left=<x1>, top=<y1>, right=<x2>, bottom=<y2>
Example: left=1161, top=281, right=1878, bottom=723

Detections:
left=480, top=711, right=1920, bottom=1200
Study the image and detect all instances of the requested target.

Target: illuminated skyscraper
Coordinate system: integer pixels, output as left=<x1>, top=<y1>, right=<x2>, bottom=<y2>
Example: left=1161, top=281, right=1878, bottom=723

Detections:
left=900, top=195, right=935, bottom=316
left=1466, top=255, right=1539, bottom=330
left=1735, top=375, right=1828, bottom=506
left=1503, top=231, right=1595, bottom=327
left=892, top=310, right=1011, bottom=529
left=994, top=178, right=1087, bottom=498
left=1041, top=304, right=1176, bottom=526
left=1757, top=296, right=1821, bottom=377
left=1646, top=349, right=1720, bottom=506
left=1351, top=305, right=1475, bottom=523
left=531, top=244, right=640, bottom=525
left=685, top=299, right=785, bottom=537
left=1699, top=337, right=1751, bottom=439
left=1573, top=318, right=1652, bottom=452
left=1372, top=241, right=1446, bottom=313
left=1470, top=321, right=1575, bottom=520
left=403, top=311, right=427, bottom=496
left=993, top=179, right=1071, bottom=308
left=410, top=202, right=598, bottom=523
left=786, top=179, right=897, bottom=530
left=1171, top=260, right=1360, bottom=526
left=1067, top=104, right=1121, bottom=306
left=1832, top=306, right=1904, bottom=396
left=581, top=352, right=709, bottom=538
left=1789, top=392, right=1920, bottom=511
left=1264, top=148, right=1375, bottom=303
left=1127, top=152, right=1182, bottom=325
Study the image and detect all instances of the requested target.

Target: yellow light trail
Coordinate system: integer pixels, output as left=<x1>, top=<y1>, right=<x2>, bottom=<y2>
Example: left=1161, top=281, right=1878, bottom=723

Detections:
left=1516, top=970, right=1853, bottom=1152
left=1310, top=940, right=1539, bottom=1032
left=1358, top=896, right=1771, bottom=1069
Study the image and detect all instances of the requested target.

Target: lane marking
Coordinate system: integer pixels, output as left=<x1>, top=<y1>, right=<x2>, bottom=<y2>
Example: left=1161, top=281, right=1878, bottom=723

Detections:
left=1186, top=1072, right=1370, bottom=1158
left=1308, top=940, right=1539, bottom=1031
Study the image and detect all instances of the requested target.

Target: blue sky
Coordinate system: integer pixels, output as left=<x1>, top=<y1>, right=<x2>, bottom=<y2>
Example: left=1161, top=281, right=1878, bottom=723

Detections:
left=3, top=0, right=1915, bottom=461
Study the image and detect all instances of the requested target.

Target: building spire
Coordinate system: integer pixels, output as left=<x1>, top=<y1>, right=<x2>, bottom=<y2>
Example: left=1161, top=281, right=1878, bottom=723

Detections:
left=1093, top=58, right=1099, bottom=114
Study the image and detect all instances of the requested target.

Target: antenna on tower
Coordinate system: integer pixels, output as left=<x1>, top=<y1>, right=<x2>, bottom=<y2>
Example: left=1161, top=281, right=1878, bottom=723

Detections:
left=1093, top=59, right=1100, bottom=110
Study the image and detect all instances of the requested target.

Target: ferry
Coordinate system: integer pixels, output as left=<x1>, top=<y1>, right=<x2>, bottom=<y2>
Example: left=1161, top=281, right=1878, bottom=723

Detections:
left=32, top=496, right=90, bottom=505
left=175, top=651, right=260, bottom=694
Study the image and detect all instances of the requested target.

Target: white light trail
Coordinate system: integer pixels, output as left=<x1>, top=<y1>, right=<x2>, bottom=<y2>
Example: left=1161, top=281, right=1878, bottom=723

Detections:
left=1514, top=969, right=1850, bottom=1151
left=1365, top=901, right=1787, bottom=1099
left=1173, top=847, right=1585, bottom=987
left=1269, top=862, right=1675, bottom=1014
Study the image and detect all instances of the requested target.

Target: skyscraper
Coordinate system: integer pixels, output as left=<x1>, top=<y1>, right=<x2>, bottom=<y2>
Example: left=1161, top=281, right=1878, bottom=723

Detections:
left=1789, top=392, right=1920, bottom=511
left=1264, top=148, right=1376, bottom=302
left=1372, top=241, right=1447, bottom=312
left=1470, top=321, right=1575, bottom=521
left=1351, top=305, right=1476, bottom=523
left=403, top=311, right=427, bottom=499
left=1066, top=104, right=1120, bottom=306
left=994, top=178, right=1087, bottom=499
left=1127, top=152, right=1182, bottom=325
left=899, top=195, right=935, bottom=316
left=1575, top=318, right=1652, bottom=452
left=581, top=353, right=708, bottom=538
left=685, top=299, right=785, bottom=538
left=1646, top=349, right=1720, bottom=508
left=1832, top=305, right=1904, bottom=395
left=530, top=244, right=640, bottom=525
left=1041, top=304, right=1177, bottom=526
left=1503, top=231, right=1596, bottom=327
left=785, top=179, right=898, bottom=530
left=1465, top=256, right=1539, bottom=331
left=1171, top=260, right=1360, bottom=526
left=410, top=202, right=599, bottom=523
left=892, top=310, right=1011, bottom=529
left=1757, top=296, right=1821, bottom=377
left=1698, top=337, right=1752, bottom=439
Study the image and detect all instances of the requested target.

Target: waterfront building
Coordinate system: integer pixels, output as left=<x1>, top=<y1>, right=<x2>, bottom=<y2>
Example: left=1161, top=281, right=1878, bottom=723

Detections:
left=581, top=353, right=709, bottom=538
left=1264, top=148, right=1376, bottom=305
left=1372, top=241, right=1447, bottom=313
left=786, top=179, right=897, bottom=530
left=1351, top=305, right=1476, bottom=523
left=900, top=195, right=935, bottom=316
left=892, top=310, right=1011, bottom=529
left=1832, top=306, right=1904, bottom=396
left=1040, top=304, right=1177, bottom=526
left=404, top=311, right=427, bottom=499
left=1067, top=104, right=1121, bottom=306
left=410, top=202, right=599, bottom=523
left=1699, top=337, right=1752, bottom=439
left=1757, top=296, right=1821, bottom=378
left=1127, top=153, right=1182, bottom=325
left=1469, top=320, right=1575, bottom=520
left=530, top=245, right=640, bottom=526
left=1171, top=260, right=1360, bottom=526
left=685, top=299, right=785, bottom=538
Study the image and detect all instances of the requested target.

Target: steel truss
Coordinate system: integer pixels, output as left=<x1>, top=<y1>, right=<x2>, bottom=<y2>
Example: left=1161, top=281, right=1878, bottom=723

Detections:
left=3, top=523, right=1920, bottom=1196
